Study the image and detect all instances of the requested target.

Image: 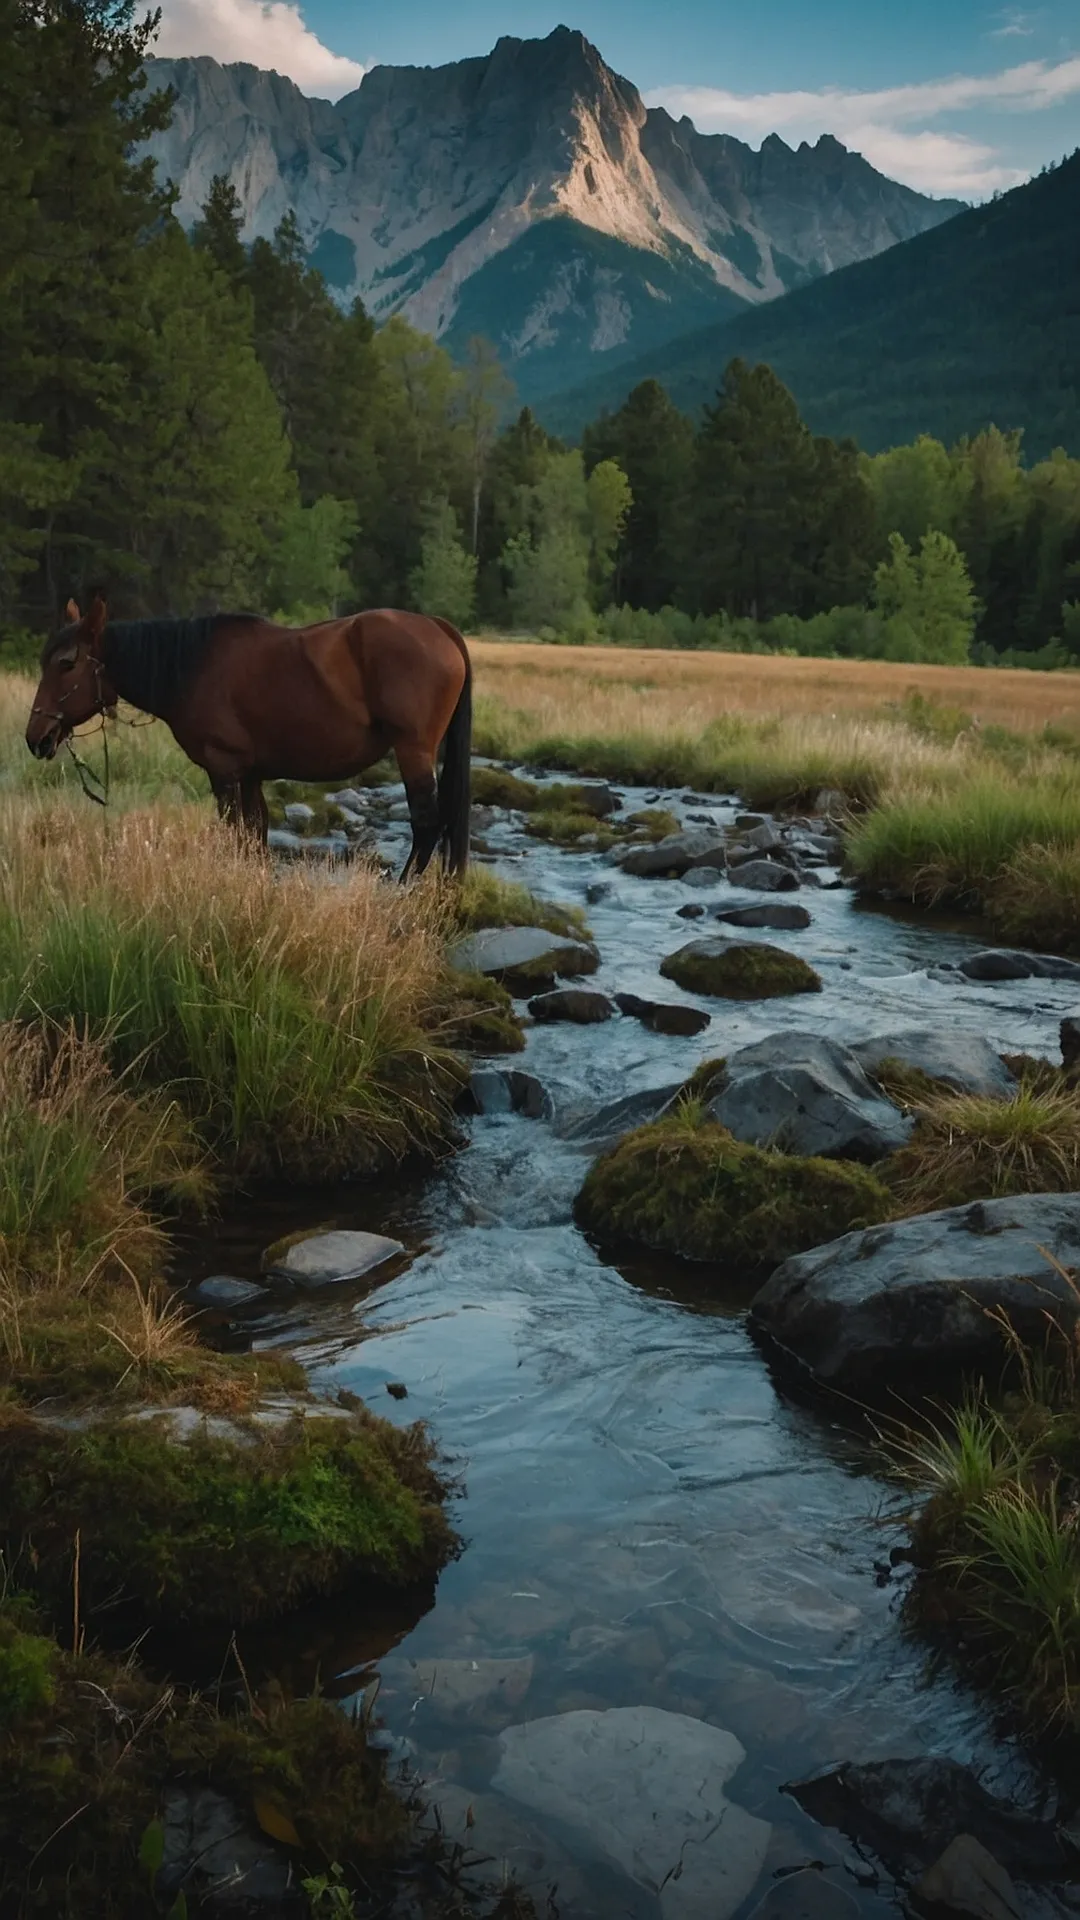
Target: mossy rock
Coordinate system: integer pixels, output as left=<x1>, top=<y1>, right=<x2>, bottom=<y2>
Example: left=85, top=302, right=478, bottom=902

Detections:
left=445, top=972, right=527, bottom=1055
left=0, top=1591, right=489, bottom=1919
left=626, top=807, right=681, bottom=840
left=576, top=1112, right=891, bottom=1273
left=660, top=939, right=822, bottom=1000
left=470, top=766, right=545, bottom=811
left=0, top=1404, right=459, bottom=1626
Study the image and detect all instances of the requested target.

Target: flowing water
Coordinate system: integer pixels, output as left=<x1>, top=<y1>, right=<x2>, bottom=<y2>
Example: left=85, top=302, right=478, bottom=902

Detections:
left=179, top=782, right=1080, bottom=1917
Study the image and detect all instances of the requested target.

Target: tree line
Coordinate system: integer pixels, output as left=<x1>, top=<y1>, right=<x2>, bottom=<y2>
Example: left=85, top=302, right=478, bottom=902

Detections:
left=2, top=0, right=1078, bottom=669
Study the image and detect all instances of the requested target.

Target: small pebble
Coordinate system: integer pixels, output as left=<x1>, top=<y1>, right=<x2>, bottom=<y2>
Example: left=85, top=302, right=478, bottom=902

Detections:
left=386, top=1381, right=409, bottom=1400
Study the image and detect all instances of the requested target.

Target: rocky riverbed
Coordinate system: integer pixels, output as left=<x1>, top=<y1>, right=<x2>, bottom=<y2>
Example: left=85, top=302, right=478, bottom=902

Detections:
left=184, top=770, right=1080, bottom=1918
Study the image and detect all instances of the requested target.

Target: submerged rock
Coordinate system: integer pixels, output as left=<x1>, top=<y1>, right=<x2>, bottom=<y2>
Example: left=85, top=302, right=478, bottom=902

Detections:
left=618, top=828, right=727, bottom=878
left=713, top=903, right=812, bottom=931
left=852, top=1028, right=1015, bottom=1098
left=263, top=1229, right=405, bottom=1288
left=383, top=1653, right=534, bottom=1722
left=788, top=1757, right=1067, bottom=1881
left=710, top=1033, right=913, bottom=1161
left=448, top=925, right=600, bottom=989
left=614, top=993, right=711, bottom=1037
left=528, top=988, right=615, bottom=1024
left=492, top=1706, right=771, bottom=1920
left=661, top=939, right=822, bottom=1000
left=191, top=1274, right=270, bottom=1310
left=751, top=1192, right=1080, bottom=1393
left=915, top=1836, right=1024, bottom=1920
left=159, top=1786, right=293, bottom=1911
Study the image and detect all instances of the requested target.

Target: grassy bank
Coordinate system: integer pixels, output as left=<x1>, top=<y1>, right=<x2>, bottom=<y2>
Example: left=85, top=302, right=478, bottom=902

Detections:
left=0, top=798, right=467, bottom=1181
left=0, top=775, right=569, bottom=1916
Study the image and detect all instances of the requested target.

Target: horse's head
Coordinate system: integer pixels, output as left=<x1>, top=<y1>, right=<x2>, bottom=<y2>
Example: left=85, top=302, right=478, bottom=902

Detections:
left=26, top=595, right=116, bottom=760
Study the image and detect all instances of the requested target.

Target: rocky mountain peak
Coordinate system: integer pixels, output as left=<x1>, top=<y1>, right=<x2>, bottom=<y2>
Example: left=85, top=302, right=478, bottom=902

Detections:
left=142, top=26, right=963, bottom=403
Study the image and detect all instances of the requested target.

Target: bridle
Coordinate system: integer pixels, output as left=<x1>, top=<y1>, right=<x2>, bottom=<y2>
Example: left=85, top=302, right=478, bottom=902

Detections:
left=31, top=649, right=112, bottom=807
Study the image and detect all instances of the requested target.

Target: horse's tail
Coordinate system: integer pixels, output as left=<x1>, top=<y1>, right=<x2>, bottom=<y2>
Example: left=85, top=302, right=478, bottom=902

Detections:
left=433, top=618, right=472, bottom=875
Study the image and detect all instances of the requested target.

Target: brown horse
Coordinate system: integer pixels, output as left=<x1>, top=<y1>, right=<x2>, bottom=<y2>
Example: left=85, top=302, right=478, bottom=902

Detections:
left=25, top=594, right=472, bottom=875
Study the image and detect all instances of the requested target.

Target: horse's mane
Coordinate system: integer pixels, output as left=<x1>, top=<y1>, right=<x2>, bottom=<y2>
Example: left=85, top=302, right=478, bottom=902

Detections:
left=42, top=613, right=264, bottom=716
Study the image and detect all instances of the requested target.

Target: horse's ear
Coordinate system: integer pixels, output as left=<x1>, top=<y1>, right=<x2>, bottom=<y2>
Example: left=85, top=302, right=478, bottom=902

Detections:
left=65, top=598, right=80, bottom=624
left=86, top=593, right=107, bottom=655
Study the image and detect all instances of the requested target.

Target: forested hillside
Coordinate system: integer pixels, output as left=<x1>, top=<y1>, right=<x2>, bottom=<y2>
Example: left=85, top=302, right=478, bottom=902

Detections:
left=544, top=153, right=1080, bottom=459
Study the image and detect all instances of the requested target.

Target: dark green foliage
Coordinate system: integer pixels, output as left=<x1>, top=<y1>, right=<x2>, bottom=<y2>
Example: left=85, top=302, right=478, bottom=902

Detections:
left=583, top=380, right=694, bottom=609
left=576, top=1110, right=891, bottom=1270
left=683, top=360, right=874, bottom=619
left=0, top=1407, right=458, bottom=1625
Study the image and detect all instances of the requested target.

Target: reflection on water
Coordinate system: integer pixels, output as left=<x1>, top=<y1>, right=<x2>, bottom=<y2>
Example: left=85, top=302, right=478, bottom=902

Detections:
left=179, top=782, right=1078, bottom=1915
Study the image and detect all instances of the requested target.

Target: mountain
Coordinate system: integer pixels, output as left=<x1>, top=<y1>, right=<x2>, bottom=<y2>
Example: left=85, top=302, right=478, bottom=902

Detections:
left=543, top=149, right=1080, bottom=456
left=142, top=27, right=962, bottom=403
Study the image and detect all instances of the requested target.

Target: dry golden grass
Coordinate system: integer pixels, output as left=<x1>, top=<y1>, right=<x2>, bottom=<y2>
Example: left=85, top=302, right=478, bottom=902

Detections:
left=0, top=796, right=461, bottom=1176
left=471, top=638, right=1080, bottom=730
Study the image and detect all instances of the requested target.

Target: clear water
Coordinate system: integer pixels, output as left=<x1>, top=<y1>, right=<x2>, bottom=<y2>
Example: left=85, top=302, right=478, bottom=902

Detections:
left=178, top=783, right=1080, bottom=1915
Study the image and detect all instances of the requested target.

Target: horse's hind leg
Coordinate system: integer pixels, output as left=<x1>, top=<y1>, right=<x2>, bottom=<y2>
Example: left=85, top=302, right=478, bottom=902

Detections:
left=395, top=743, right=440, bottom=882
left=241, top=777, right=268, bottom=847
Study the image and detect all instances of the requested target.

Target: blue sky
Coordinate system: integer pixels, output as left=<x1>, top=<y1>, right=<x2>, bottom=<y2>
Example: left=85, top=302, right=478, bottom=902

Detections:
left=155, top=0, right=1080, bottom=196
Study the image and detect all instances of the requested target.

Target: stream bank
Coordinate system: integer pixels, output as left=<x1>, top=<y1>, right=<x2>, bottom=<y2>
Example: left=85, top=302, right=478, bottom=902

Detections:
left=176, top=769, right=1080, bottom=1918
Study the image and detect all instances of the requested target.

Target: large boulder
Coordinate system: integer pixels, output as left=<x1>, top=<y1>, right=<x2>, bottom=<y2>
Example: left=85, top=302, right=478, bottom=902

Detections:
left=750, top=1192, right=1080, bottom=1392
left=618, top=829, right=727, bottom=878
left=448, top=925, right=599, bottom=990
left=661, top=940, right=822, bottom=1000
left=709, top=1033, right=913, bottom=1161
left=492, top=1707, right=771, bottom=1920
left=852, top=1028, right=1015, bottom=1098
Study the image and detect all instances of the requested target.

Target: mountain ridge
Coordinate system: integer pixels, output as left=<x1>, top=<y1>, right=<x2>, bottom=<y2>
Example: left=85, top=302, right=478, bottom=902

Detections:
left=539, top=147, right=1080, bottom=456
left=143, top=26, right=964, bottom=400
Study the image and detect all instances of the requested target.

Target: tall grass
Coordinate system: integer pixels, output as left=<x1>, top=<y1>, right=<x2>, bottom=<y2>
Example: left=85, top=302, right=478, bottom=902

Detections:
left=886, top=1079, right=1080, bottom=1211
left=0, top=1022, right=212, bottom=1403
left=0, top=799, right=460, bottom=1178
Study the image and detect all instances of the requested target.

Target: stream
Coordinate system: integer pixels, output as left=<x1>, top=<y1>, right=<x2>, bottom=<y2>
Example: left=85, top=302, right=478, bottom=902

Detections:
left=178, top=777, right=1080, bottom=1918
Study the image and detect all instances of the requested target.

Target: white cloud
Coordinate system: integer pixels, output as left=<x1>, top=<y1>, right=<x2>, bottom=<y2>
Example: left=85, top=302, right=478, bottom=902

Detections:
left=646, top=52, right=1080, bottom=196
left=990, top=9, right=1037, bottom=37
left=155, top=0, right=365, bottom=98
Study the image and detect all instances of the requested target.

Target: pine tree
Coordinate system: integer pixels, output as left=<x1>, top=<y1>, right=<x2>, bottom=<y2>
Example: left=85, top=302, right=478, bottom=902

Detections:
left=1, top=0, right=176, bottom=616
left=96, top=223, right=296, bottom=611
left=685, top=360, right=820, bottom=620
left=192, top=174, right=248, bottom=293
left=583, top=380, right=693, bottom=609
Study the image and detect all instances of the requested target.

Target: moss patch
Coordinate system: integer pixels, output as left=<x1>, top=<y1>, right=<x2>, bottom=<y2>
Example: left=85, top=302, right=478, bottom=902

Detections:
left=0, top=1592, right=527, bottom=1920
left=576, top=1109, right=890, bottom=1273
left=443, top=971, right=526, bottom=1055
left=660, top=939, right=823, bottom=1000
left=0, top=1404, right=458, bottom=1627
left=454, top=868, right=589, bottom=939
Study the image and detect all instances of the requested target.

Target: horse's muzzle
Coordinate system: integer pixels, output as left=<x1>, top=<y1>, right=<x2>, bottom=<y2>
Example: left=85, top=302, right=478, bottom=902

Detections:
left=26, top=722, right=63, bottom=760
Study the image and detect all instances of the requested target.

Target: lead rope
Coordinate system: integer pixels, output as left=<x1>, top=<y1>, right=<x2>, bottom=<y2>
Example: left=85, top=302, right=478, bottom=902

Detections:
left=64, top=719, right=109, bottom=807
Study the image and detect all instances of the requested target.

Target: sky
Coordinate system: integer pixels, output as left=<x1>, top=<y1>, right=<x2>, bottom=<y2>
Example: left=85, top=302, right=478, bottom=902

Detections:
left=153, top=0, right=1080, bottom=198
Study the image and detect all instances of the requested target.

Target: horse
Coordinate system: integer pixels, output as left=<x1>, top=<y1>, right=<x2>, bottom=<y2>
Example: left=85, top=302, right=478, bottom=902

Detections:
left=25, top=594, right=472, bottom=876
